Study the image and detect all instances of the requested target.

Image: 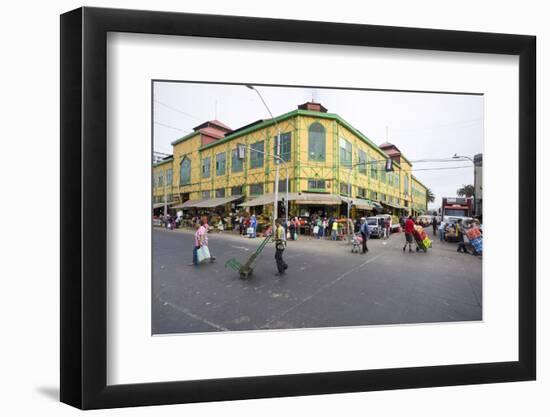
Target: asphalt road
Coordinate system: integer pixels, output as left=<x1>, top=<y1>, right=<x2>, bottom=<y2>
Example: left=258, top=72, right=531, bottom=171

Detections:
left=152, top=227, right=482, bottom=334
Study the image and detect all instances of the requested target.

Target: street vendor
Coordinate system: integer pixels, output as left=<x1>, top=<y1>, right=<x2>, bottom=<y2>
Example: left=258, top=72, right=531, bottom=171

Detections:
left=402, top=215, right=416, bottom=253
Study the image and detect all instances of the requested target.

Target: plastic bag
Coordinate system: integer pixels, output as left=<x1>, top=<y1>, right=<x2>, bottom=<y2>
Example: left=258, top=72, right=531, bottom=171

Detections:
left=197, top=245, right=211, bottom=263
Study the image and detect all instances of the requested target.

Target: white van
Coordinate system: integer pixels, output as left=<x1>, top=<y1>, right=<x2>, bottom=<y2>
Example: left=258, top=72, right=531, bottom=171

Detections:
left=366, top=217, right=382, bottom=237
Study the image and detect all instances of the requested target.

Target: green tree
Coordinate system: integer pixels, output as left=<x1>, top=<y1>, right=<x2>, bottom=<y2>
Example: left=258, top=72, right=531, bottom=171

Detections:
left=457, top=184, right=475, bottom=198
left=426, top=188, right=435, bottom=203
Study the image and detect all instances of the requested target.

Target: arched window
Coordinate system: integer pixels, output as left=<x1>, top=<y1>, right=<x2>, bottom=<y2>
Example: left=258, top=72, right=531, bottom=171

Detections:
left=180, top=157, right=191, bottom=185
left=308, top=122, right=326, bottom=161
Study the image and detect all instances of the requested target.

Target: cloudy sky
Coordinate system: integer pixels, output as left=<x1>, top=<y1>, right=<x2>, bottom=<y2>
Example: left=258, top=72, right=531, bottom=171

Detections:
left=153, top=82, right=483, bottom=209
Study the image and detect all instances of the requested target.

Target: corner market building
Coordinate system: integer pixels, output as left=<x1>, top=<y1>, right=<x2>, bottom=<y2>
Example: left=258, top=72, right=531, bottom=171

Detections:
left=153, top=101, right=428, bottom=219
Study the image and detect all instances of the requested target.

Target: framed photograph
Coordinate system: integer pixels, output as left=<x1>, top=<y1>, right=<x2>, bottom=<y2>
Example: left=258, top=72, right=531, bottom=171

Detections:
left=60, top=7, right=536, bottom=409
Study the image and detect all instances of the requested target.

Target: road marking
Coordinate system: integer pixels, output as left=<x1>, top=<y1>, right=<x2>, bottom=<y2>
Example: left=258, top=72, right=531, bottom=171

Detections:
left=156, top=294, right=229, bottom=331
left=261, top=253, right=383, bottom=329
left=231, top=245, right=250, bottom=251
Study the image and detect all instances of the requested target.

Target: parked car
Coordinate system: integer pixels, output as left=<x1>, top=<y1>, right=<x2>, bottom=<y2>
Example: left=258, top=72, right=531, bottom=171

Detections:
left=367, top=216, right=382, bottom=238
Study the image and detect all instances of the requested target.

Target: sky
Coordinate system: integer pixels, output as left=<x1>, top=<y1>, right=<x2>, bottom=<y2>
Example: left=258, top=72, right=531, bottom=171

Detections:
left=153, top=82, right=483, bottom=210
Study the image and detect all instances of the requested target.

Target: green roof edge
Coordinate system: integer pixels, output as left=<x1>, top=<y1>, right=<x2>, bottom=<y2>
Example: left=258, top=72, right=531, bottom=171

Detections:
left=153, top=157, right=173, bottom=168
left=198, top=109, right=391, bottom=159
left=199, top=109, right=300, bottom=150
left=171, top=131, right=200, bottom=146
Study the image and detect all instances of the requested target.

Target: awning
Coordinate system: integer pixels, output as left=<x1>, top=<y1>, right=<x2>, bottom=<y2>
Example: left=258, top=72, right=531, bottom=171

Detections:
left=152, top=202, right=176, bottom=209
left=371, top=201, right=384, bottom=210
left=340, top=196, right=374, bottom=210
left=239, top=193, right=277, bottom=207
left=354, top=198, right=374, bottom=210
left=295, top=193, right=343, bottom=206
left=172, top=199, right=205, bottom=209
left=240, top=192, right=342, bottom=207
left=194, top=195, right=244, bottom=208
left=382, top=201, right=407, bottom=210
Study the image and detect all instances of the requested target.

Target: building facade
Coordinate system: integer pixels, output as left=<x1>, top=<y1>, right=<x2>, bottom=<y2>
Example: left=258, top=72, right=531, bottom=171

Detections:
left=153, top=102, right=428, bottom=217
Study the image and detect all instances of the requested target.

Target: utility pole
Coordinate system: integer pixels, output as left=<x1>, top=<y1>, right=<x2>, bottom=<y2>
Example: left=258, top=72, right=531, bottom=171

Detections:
left=246, top=85, right=282, bottom=234
left=163, top=169, right=167, bottom=217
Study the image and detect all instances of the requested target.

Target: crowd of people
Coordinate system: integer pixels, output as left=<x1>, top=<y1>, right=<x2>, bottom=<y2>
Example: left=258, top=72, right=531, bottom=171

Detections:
left=157, top=209, right=483, bottom=276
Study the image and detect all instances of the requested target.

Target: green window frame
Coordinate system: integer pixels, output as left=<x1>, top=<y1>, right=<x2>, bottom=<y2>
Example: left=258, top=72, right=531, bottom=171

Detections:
left=340, top=182, right=351, bottom=196
left=357, top=149, right=367, bottom=174
left=201, top=157, right=211, bottom=178
left=231, top=148, right=244, bottom=173
left=380, top=161, right=387, bottom=183
left=307, top=179, right=326, bottom=190
left=277, top=179, right=291, bottom=193
left=404, top=174, right=409, bottom=196
left=231, top=185, right=243, bottom=196
left=215, top=188, right=225, bottom=198
left=201, top=190, right=210, bottom=199
left=370, top=156, right=378, bottom=179
left=308, top=122, right=326, bottom=162
left=215, top=152, right=226, bottom=176
left=249, top=183, right=264, bottom=195
left=339, top=137, right=352, bottom=167
left=274, top=132, right=291, bottom=162
left=166, top=168, right=172, bottom=186
left=357, top=187, right=366, bottom=198
left=179, top=157, right=191, bottom=185
left=250, top=141, right=264, bottom=169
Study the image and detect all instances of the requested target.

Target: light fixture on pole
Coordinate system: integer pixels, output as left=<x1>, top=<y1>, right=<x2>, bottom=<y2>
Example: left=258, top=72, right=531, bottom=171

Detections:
left=237, top=143, right=289, bottom=240
left=246, top=85, right=283, bottom=235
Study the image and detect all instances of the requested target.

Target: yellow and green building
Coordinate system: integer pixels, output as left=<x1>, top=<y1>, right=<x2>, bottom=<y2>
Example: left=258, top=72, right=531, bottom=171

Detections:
left=153, top=102, right=428, bottom=218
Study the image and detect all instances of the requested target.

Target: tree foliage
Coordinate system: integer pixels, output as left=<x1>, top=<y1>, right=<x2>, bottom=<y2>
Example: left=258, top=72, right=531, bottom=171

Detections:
left=457, top=184, right=475, bottom=198
left=426, top=188, right=435, bottom=203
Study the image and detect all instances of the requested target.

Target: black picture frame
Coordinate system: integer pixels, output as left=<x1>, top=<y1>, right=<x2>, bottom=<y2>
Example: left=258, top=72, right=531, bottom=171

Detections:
left=60, top=6, right=536, bottom=410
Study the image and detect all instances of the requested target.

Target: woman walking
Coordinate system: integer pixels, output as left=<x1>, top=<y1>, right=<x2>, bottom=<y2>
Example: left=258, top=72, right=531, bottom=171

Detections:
left=192, top=218, right=215, bottom=265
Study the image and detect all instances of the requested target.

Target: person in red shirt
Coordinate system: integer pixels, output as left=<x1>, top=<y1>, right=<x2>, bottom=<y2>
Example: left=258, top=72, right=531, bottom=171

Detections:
left=403, top=215, right=416, bottom=252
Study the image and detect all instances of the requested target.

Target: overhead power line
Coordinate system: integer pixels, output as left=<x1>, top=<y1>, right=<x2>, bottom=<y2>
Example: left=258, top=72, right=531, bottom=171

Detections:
left=154, top=121, right=189, bottom=132
left=412, top=165, right=471, bottom=172
left=153, top=100, right=203, bottom=122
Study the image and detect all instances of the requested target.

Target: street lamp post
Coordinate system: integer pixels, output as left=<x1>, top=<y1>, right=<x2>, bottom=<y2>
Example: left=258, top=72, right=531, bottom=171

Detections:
left=452, top=153, right=475, bottom=215
left=246, top=85, right=283, bottom=234
left=238, top=144, right=289, bottom=239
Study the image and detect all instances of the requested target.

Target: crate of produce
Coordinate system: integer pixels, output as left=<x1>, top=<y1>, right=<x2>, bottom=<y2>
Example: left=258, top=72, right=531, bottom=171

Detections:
left=470, top=236, right=483, bottom=254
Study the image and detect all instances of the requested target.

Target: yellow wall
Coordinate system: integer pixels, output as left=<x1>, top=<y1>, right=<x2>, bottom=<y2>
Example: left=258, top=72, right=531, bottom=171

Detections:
left=157, top=111, right=428, bottom=213
left=192, top=119, right=298, bottom=200
left=152, top=159, right=173, bottom=203
left=171, top=133, right=201, bottom=200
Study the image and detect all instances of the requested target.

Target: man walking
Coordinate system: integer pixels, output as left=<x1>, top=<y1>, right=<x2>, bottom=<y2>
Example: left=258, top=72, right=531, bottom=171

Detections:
left=403, top=215, right=416, bottom=252
left=456, top=219, right=468, bottom=253
left=360, top=217, right=370, bottom=254
left=273, top=218, right=288, bottom=276
left=432, top=216, right=438, bottom=237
